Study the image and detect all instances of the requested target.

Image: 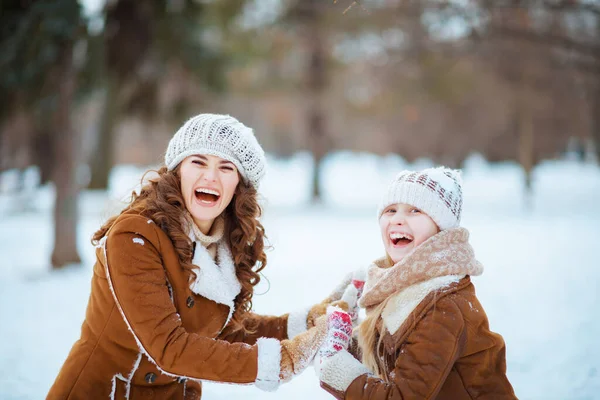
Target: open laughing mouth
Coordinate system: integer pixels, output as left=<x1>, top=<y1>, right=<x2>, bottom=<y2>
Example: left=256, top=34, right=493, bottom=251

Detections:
left=194, top=187, right=221, bottom=205
left=390, top=232, right=414, bottom=247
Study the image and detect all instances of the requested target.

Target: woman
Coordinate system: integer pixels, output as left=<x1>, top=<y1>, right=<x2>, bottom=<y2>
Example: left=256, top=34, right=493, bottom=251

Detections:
left=48, top=114, right=357, bottom=399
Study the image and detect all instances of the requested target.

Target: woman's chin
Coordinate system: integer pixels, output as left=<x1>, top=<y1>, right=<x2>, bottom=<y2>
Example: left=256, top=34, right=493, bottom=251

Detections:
left=189, top=206, right=221, bottom=225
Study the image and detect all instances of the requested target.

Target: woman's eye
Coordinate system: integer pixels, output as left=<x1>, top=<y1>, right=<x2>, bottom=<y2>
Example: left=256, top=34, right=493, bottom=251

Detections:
left=221, top=166, right=234, bottom=171
left=192, top=160, right=205, bottom=166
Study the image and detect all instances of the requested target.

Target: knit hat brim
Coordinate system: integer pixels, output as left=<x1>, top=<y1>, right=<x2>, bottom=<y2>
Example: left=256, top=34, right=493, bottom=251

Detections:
left=165, top=114, right=266, bottom=189
left=166, top=143, right=249, bottom=185
left=377, top=181, right=459, bottom=230
left=377, top=167, right=463, bottom=230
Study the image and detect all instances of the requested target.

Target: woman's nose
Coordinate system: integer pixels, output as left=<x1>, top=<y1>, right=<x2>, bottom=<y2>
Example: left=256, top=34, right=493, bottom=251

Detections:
left=202, top=166, right=218, bottom=182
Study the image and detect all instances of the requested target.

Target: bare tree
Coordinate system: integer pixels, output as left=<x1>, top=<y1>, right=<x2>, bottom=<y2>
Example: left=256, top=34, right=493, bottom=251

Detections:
left=303, top=0, right=329, bottom=202
left=51, top=41, right=81, bottom=267
left=0, top=0, right=85, bottom=268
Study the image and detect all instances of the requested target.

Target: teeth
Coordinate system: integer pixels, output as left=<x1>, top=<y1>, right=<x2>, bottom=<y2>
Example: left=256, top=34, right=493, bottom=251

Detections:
left=390, top=232, right=412, bottom=240
left=195, top=188, right=220, bottom=196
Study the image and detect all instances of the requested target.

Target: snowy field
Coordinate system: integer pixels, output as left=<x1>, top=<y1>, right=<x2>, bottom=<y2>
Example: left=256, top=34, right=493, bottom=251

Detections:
left=0, top=153, right=599, bottom=400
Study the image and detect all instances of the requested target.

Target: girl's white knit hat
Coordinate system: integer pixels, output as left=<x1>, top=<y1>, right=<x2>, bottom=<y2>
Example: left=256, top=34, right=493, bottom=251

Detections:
left=165, top=113, right=266, bottom=188
left=378, top=167, right=463, bottom=230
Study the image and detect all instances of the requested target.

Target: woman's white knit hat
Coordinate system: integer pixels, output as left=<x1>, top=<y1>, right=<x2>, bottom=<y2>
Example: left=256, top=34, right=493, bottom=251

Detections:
left=165, top=113, right=266, bottom=188
left=378, top=167, right=463, bottom=230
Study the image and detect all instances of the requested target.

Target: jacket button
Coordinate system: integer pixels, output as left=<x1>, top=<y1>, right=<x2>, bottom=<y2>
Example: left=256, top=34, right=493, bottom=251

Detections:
left=186, top=296, right=195, bottom=308
left=145, top=372, right=156, bottom=384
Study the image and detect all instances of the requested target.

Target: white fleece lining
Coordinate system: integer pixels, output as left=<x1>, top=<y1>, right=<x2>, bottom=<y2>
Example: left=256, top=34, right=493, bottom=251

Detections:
left=255, top=337, right=281, bottom=392
left=125, top=352, right=143, bottom=399
left=109, top=373, right=127, bottom=400
left=320, top=350, right=370, bottom=392
left=287, top=307, right=310, bottom=339
left=382, top=275, right=464, bottom=335
left=188, top=232, right=241, bottom=330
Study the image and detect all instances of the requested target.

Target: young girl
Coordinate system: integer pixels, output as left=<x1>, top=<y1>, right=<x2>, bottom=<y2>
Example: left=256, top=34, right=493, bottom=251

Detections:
left=318, top=167, right=517, bottom=399
left=47, top=114, right=357, bottom=399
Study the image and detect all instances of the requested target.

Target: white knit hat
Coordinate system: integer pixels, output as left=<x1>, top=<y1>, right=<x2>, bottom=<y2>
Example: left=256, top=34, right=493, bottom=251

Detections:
left=377, top=167, right=463, bottom=230
left=165, top=113, right=266, bottom=188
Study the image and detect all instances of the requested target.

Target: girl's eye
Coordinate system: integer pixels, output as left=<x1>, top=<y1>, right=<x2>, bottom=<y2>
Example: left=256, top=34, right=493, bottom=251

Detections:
left=411, top=208, right=421, bottom=214
left=385, top=208, right=396, bottom=214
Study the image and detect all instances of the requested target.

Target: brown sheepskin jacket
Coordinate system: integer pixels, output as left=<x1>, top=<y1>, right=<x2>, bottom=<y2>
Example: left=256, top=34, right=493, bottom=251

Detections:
left=320, top=277, right=517, bottom=399
left=47, top=213, right=292, bottom=399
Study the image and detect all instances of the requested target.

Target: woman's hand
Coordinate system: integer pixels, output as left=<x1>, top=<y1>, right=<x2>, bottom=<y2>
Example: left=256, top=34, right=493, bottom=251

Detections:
left=279, top=314, right=328, bottom=382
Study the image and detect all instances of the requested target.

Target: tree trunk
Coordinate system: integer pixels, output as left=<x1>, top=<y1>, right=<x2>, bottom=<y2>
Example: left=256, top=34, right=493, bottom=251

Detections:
left=595, top=17, right=600, bottom=164
left=88, top=76, right=118, bottom=189
left=305, top=0, right=327, bottom=203
left=517, top=84, right=534, bottom=209
left=309, top=109, right=325, bottom=201
left=592, top=80, right=600, bottom=164
left=513, top=5, right=535, bottom=209
left=33, top=129, right=54, bottom=185
left=51, top=42, right=81, bottom=269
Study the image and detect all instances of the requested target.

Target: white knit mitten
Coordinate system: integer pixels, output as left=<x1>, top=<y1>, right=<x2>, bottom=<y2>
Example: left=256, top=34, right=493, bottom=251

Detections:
left=340, top=267, right=366, bottom=322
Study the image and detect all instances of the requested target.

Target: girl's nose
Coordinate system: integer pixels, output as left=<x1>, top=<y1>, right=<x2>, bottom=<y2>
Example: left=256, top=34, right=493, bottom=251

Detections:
left=390, top=212, right=405, bottom=225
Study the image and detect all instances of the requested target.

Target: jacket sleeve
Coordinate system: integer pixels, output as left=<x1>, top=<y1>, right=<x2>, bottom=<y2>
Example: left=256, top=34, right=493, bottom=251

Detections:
left=218, top=312, right=290, bottom=345
left=320, top=296, right=466, bottom=400
left=103, top=216, right=280, bottom=390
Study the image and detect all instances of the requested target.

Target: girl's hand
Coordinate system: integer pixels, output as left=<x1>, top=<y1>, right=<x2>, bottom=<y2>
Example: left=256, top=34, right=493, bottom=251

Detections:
left=341, top=268, right=366, bottom=322
left=306, top=267, right=367, bottom=329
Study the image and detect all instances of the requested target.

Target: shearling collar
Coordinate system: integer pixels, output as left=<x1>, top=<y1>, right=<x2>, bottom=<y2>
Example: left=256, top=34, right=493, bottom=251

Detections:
left=184, top=216, right=241, bottom=327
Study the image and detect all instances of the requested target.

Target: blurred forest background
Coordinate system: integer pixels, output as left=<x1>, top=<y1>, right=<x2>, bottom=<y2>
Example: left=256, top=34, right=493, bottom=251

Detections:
left=1, top=0, right=599, bottom=268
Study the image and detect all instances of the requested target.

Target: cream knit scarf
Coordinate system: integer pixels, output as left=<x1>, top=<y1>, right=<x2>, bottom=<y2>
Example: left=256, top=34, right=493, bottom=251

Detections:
left=358, top=228, right=484, bottom=310
left=183, top=212, right=224, bottom=259
left=182, top=212, right=241, bottom=328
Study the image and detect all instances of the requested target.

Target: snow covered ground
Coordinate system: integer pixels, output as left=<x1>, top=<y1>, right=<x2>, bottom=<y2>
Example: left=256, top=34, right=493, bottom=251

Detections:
left=1, top=153, right=599, bottom=400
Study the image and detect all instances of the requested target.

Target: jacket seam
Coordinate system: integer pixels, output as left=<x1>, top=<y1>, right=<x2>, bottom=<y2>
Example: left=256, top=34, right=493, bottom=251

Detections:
left=454, top=367, right=475, bottom=400
left=424, top=298, right=466, bottom=399
left=66, top=303, right=118, bottom=399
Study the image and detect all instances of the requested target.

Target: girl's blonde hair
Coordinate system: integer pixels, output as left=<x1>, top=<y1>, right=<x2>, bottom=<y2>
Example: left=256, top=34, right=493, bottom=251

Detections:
left=357, top=296, right=393, bottom=380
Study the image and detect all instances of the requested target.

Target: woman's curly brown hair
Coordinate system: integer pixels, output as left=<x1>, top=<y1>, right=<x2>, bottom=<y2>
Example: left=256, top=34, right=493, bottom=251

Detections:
left=91, top=166, right=267, bottom=335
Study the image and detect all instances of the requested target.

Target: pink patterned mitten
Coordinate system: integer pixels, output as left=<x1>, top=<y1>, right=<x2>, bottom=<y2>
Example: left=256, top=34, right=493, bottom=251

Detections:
left=318, top=306, right=353, bottom=360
